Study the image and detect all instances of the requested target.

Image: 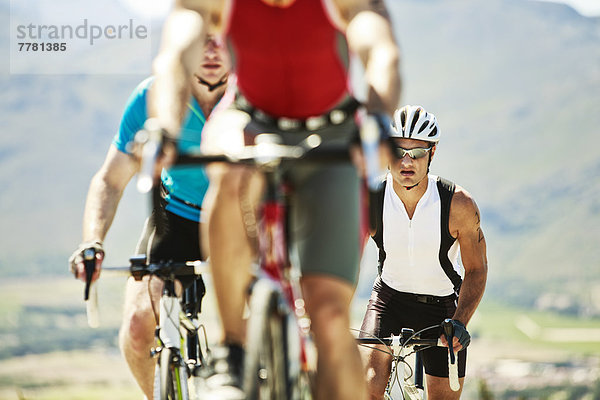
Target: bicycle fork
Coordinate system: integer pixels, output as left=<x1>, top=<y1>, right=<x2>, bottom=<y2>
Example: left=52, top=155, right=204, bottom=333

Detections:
left=393, top=332, right=424, bottom=400
left=153, top=280, right=189, bottom=400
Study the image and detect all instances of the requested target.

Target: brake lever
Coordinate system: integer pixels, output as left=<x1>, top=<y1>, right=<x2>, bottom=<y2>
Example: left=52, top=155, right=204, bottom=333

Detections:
left=83, top=248, right=96, bottom=301
left=441, top=318, right=456, bottom=364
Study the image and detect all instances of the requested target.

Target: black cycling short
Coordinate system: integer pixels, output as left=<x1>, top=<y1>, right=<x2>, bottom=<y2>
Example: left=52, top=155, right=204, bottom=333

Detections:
left=135, top=191, right=203, bottom=263
left=359, top=276, right=466, bottom=378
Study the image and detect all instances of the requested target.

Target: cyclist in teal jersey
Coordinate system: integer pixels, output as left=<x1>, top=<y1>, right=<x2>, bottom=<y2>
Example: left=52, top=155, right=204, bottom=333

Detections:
left=69, top=37, right=230, bottom=399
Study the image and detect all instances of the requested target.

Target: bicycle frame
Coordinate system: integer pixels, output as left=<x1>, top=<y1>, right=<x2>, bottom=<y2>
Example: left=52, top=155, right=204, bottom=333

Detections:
left=153, top=278, right=189, bottom=400
left=133, top=128, right=363, bottom=399
left=356, top=322, right=459, bottom=400
left=84, top=255, right=210, bottom=400
left=249, top=166, right=315, bottom=393
left=139, top=258, right=210, bottom=400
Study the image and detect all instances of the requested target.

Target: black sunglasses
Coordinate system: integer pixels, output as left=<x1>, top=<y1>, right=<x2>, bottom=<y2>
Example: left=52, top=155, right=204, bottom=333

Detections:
left=392, top=145, right=433, bottom=159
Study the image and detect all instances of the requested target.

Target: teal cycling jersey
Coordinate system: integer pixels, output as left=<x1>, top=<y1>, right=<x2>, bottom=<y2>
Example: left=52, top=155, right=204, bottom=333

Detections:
left=112, top=77, right=209, bottom=222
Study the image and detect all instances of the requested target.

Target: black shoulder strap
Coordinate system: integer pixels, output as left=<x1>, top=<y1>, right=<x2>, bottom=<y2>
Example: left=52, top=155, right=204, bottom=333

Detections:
left=436, top=176, right=462, bottom=294
left=370, top=179, right=387, bottom=276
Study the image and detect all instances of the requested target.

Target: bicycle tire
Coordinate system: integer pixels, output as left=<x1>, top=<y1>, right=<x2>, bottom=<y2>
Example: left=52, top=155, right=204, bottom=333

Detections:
left=156, top=347, right=190, bottom=400
left=244, top=280, right=288, bottom=400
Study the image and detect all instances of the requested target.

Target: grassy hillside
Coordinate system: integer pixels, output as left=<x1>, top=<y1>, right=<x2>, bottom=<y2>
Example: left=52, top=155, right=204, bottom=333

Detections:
left=1, top=276, right=598, bottom=399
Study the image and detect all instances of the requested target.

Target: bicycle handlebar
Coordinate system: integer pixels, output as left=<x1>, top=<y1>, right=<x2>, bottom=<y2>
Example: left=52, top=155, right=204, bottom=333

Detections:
left=82, top=248, right=99, bottom=328
left=441, top=318, right=460, bottom=391
left=355, top=336, right=440, bottom=347
left=356, top=323, right=460, bottom=392
left=134, top=114, right=388, bottom=194
left=84, top=256, right=208, bottom=328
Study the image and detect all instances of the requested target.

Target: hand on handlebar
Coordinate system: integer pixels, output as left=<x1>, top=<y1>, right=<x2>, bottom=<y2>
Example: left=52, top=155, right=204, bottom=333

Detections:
left=440, top=318, right=471, bottom=352
left=68, top=241, right=105, bottom=283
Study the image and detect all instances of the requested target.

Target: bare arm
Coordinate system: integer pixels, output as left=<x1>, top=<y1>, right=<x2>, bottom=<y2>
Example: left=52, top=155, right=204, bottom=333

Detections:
left=340, top=0, right=402, bottom=115
left=449, top=187, right=488, bottom=326
left=149, top=1, right=222, bottom=136
left=82, top=146, right=140, bottom=243
left=70, top=146, right=139, bottom=281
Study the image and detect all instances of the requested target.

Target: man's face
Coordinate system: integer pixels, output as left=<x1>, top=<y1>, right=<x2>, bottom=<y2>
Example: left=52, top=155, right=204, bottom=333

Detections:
left=388, top=138, right=435, bottom=188
left=194, top=36, right=230, bottom=85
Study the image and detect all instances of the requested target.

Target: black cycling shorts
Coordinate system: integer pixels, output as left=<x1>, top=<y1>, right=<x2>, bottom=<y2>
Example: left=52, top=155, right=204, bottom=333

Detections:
left=135, top=191, right=203, bottom=263
left=359, top=276, right=466, bottom=378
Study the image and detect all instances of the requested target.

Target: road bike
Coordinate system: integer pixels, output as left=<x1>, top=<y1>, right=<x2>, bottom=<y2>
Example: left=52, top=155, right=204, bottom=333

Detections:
left=82, top=248, right=211, bottom=400
left=118, top=114, right=384, bottom=399
left=355, top=320, right=460, bottom=400
left=175, top=133, right=350, bottom=400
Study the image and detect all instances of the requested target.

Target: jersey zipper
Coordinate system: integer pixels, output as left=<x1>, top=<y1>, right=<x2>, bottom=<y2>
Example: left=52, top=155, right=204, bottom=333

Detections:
left=408, top=218, right=414, bottom=268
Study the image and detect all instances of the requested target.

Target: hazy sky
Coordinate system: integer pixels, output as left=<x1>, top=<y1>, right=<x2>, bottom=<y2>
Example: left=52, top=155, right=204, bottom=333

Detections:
left=537, top=0, right=600, bottom=16
left=119, top=0, right=600, bottom=19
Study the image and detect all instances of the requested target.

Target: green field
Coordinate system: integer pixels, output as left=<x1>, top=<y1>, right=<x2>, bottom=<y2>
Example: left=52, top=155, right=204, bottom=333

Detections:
left=1, top=278, right=599, bottom=399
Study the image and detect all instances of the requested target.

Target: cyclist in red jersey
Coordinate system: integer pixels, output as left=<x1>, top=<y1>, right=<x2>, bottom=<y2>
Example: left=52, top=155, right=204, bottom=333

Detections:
left=149, top=1, right=401, bottom=399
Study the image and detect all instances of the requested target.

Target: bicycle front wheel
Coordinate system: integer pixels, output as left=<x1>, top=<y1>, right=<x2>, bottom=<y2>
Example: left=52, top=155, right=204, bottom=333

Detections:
left=155, top=347, right=190, bottom=400
left=244, top=280, right=290, bottom=400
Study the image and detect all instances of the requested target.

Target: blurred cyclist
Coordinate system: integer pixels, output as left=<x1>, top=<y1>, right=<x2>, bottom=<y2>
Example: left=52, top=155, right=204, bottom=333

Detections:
left=69, top=37, right=230, bottom=399
left=149, top=1, right=402, bottom=399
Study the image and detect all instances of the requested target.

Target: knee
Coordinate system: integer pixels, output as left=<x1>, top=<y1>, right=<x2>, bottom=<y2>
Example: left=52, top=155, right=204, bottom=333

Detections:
left=207, top=165, right=244, bottom=199
left=308, top=300, right=350, bottom=352
left=208, top=166, right=263, bottom=206
left=119, top=302, right=156, bottom=355
left=214, top=169, right=242, bottom=199
left=302, top=278, right=353, bottom=352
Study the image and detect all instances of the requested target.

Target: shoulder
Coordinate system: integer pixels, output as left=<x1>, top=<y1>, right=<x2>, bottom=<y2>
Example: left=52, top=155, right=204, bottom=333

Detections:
left=125, top=77, right=154, bottom=107
left=135, top=76, right=154, bottom=92
left=449, top=184, right=481, bottom=234
left=450, top=185, right=478, bottom=216
left=116, top=77, right=154, bottom=147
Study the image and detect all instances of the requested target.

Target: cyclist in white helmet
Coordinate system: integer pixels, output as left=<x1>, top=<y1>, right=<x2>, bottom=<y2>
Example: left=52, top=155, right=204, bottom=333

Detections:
left=389, top=104, right=440, bottom=189
left=359, top=105, right=488, bottom=399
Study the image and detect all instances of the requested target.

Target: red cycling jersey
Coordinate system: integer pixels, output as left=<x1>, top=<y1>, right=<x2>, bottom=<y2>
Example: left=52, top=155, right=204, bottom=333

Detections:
left=224, top=0, right=350, bottom=118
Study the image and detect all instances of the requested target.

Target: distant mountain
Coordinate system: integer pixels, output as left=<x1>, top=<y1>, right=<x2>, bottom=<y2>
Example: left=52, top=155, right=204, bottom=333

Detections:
left=1, top=0, right=599, bottom=314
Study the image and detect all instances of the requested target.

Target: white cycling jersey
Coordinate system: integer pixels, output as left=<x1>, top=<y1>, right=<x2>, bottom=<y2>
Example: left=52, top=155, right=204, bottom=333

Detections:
left=380, top=174, right=463, bottom=296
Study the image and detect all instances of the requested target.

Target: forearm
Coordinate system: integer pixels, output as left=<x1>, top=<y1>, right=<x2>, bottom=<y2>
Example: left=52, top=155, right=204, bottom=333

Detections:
left=149, top=9, right=206, bottom=136
left=347, top=11, right=401, bottom=115
left=452, top=268, right=487, bottom=326
left=364, top=42, right=401, bottom=116
left=81, top=174, right=125, bottom=243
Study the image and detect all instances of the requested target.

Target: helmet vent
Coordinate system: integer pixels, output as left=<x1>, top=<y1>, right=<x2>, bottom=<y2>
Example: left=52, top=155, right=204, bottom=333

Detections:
left=400, top=109, right=407, bottom=131
left=418, top=121, right=429, bottom=133
left=428, top=127, right=438, bottom=137
left=409, top=108, right=421, bottom=134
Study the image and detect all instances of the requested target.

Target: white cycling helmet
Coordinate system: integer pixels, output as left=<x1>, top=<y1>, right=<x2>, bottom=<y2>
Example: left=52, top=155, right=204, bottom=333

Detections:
left=391, top=105, right=440, bottom=143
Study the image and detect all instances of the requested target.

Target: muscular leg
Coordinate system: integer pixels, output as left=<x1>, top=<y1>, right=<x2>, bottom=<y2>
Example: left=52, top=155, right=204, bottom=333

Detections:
left=360, top=344, right=393, bottom=400
left=119, top=276, right=163, bottom=399
left=202, top=163, right=263, bottom=345
left=302, top=275, right=367, bottom=400
left=426, top=375, right=464, bottom=400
